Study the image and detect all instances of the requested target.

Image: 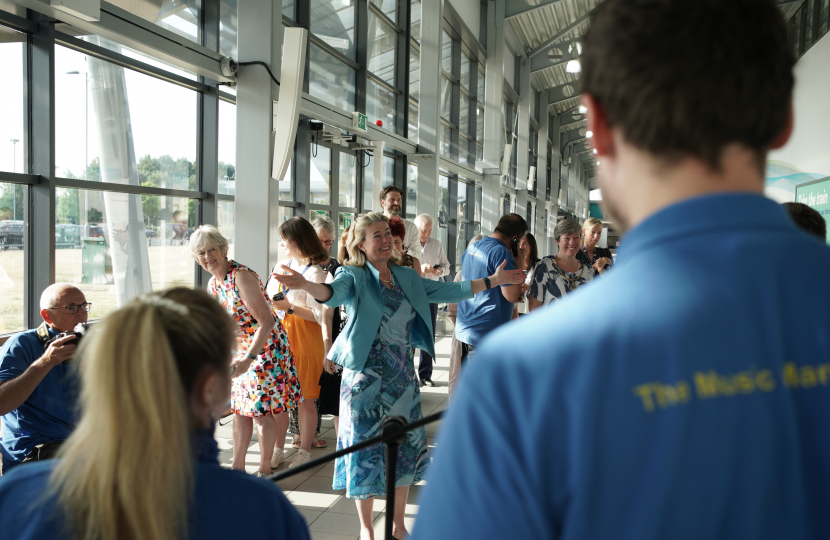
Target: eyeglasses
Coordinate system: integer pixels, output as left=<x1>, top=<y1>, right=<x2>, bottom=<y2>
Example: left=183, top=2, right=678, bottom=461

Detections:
left=48, top=302, right=92, bottom=314
left=322, top=239, right=334, bottom=247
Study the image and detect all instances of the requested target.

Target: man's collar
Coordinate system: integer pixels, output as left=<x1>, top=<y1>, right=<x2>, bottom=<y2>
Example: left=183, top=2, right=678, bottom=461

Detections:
left=618, top=192, right=791, bottom=260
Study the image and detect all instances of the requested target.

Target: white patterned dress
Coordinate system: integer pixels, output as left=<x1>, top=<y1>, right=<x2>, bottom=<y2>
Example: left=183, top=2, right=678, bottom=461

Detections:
left=332, top=281, right=428, bottom=499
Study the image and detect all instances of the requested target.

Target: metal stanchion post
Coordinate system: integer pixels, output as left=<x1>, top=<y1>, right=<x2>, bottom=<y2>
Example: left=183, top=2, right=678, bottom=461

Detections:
left=380, top=416, right=408, bottom=540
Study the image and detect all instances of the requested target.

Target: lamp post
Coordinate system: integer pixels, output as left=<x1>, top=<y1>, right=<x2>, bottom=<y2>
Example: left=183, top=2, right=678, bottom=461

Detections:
left=10, top=139, right=19, bottom=220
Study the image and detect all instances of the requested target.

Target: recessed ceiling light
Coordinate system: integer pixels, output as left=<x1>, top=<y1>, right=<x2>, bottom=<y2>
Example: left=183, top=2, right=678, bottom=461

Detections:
left=586, top=131, right=593, bottom=138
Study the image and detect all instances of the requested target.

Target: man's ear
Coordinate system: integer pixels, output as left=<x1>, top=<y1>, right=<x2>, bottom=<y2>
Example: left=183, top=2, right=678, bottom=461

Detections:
left=770, top=99, right=793, bottom=150
left=40, top=308, right=54, bottom=326
left=582, top=93, right=614, bottom=158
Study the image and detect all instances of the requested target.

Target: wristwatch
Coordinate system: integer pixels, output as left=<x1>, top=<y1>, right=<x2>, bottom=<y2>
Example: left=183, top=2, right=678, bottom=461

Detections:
left=287, top=304, right=295, bottom=315
left=483, top=276, right=492, bottom=289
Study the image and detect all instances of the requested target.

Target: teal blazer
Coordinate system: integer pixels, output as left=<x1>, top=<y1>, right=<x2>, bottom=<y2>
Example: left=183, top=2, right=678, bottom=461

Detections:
left=322, top=262, right=474, bottom=373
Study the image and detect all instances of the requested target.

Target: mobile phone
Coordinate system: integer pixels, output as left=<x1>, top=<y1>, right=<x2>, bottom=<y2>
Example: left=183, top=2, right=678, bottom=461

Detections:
left=272, top=291, right=284, bottom=301
left=433, top=264, right=441, bottom=269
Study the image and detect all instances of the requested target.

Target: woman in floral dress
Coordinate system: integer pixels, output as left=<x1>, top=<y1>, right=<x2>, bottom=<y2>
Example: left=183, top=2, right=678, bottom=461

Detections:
left=190, top=225, right=302, bottom=476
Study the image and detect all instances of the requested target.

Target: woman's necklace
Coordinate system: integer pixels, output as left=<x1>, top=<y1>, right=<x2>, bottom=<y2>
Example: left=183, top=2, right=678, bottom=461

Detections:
left=379, top=271, right=394, bottom=287
left=552, top=257, right=584, bottom=291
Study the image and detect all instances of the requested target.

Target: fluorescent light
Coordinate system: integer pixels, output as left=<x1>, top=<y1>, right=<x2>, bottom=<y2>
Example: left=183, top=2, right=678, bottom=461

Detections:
left=579, top=105, right=587, bottom=114
left=566, top=59, right=581, bottom=73
left=586, top=131, right=593, bottom=138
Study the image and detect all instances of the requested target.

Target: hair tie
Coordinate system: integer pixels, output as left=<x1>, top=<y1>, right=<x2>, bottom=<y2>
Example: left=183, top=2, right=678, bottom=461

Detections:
left=143, top=295, right=190, bottom=316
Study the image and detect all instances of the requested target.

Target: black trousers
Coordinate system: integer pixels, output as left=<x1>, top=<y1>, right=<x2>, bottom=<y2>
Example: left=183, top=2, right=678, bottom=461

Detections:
left=418, top=302, right=439, bottom=381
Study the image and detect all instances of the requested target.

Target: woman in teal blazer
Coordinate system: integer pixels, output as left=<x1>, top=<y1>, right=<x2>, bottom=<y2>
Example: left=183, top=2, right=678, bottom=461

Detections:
left=271, top=212, right=524, bottom=540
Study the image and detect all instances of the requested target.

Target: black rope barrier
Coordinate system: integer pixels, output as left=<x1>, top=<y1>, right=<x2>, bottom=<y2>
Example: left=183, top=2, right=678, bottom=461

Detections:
left=266, top=410, right=445, bottom=540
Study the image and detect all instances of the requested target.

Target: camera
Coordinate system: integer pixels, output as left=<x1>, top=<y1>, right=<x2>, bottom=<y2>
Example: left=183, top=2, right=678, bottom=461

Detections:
left=272, top=291, right=285, bottom=302
left=44, top=323, right=91, bottom=365
left=433, top=264, right=441, bottom=269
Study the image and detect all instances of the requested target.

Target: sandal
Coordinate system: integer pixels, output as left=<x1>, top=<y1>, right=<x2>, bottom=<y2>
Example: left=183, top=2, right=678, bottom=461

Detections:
left=291, top=437, right=301, bottom=448
left=312, top=437, right=328, bottom=448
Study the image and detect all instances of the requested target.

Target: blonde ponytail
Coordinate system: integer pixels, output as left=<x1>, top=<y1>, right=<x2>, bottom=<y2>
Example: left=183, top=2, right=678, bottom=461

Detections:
left=50, top=288, right=237, bottom=540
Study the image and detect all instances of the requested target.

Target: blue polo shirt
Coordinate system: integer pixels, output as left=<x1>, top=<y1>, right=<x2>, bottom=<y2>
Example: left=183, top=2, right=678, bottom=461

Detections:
left=455, top=236, right=516, bottom=346
left=413, top=193, right=830, bottom=540
left=0, top=428, right=310, bottom=540
left=0, top=328, right=79, bottom=472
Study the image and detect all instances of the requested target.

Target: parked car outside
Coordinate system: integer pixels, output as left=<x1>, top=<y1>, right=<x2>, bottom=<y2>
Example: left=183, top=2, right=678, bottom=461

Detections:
left=0, top=220, right=24, bottom=250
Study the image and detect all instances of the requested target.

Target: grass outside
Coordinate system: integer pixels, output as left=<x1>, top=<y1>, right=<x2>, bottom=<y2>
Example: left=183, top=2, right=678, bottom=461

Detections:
left=0, top=244, right=197, bottom=335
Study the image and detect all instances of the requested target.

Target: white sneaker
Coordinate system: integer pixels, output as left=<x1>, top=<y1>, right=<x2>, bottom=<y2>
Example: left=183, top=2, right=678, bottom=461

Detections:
left=288, top=449, right=311, bottom=469
left=271, top=447, right=284, bottom=469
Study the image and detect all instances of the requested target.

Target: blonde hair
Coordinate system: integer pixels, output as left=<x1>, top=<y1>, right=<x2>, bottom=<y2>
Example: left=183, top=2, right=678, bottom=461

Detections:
left=189, top=224, right=229, bottom=259
left=345, top=212, right=399, bottom=267
left=50, top=288, right=237, bottom=540
left=582, top=217, right=603, bottom=233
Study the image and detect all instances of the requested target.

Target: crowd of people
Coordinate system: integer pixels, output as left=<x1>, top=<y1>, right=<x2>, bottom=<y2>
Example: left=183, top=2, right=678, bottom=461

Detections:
left=1, top=0, right=829, bottom=539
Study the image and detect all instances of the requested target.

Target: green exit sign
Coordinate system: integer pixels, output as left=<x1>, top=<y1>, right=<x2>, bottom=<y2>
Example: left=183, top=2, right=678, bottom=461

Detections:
left=353, top=112, right=367, bottom=132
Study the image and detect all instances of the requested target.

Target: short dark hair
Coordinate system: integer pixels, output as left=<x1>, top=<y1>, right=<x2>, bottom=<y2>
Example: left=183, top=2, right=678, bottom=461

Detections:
left=388, top=217, right=406, bottom=240
left=279, top=216, right=331, bottom=265
left=581, top=0, right=793, bottom=171
left=494, top=213, right=528, bottom=239
left=379, top=185, right=404, bottom=202
left=783, top=202, right=827, bottom=240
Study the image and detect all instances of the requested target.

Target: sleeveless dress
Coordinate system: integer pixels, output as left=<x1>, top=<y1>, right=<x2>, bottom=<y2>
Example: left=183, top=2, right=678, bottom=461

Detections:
left=332, top=281, right=429, bottom=499
left=208, top=260, right=303, bottom=417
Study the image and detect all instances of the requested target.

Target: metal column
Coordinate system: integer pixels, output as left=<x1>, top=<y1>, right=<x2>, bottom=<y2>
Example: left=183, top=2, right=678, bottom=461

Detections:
left=415, top=0, right=444, bottom=218
left=536, top=91, right=549, bottom=238
left=235, top=0, right=284, bottom=278
left=515, top=56, right=530, bottom=221
left=482, top=0, right=505, bottom=233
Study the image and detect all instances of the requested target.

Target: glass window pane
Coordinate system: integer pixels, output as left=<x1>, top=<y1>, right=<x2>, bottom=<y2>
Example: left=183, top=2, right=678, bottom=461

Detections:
left=311, top=0, right=356, bottom=60
left=218, top=101, right=236, bottom=195
left=275, top=206, right=293, bottom=262
left=311, top=145, right=332, bottom=205
left=460, top=94, right=470, bottom=136
left=475, top=185, right=482, bottom=222
left=0, top=30, right=25, bottom=175
left=459, top=137, right=470, bottom=165
left=437, top=175, right=449, bottom=245
left=0, top=183, right=26, bottom=332
left=217, top=200, right=235, bottom=259
left=368, top=10, right=396, bottom=85
left=309, top=44, right=356, bottom=112
left=441, top=125, right=452, bottom=157
left=364, top=154, right=394, bottom=212
left=220, top=0, right=238, bottom=59
left=338, top=212, right=356, bottom=243
left=460, top=53, right=471, bottom=92
left=370, top=0, right=397, bottom=23
left=476, top=106, right=484, bottom=140
left=110, top=0, right=201, bottom=44
left=442, top=31, right=452, bottom=72
left=406, top=162, right=417, bottom=218
left=409, top=45, right=420, bottom=101
left=476, top=143, right=483, bottom=163
left=339, top=152, right=357, bottom=207
left=478, top=67, right=485, bottom=102
left=54, top=187, right=196, bottom=320
left=455, top=222, right=466, bottom=271
left=283, top=0, right=296, bottom=20
left=56, top=45, right=197, bottom=190
left=408, top=101, right=419, bottom=143
left=441, top=76, right=452, bottom=120
left=367, top=79, right=397, bottom=133
left=411, top=0, right=421, bottom=43
left=280, top=159, right=294, bottom=201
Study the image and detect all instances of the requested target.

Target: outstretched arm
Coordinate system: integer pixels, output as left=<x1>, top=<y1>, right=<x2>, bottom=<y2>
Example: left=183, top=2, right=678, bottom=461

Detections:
left=271, top=264, right=334, bottom=303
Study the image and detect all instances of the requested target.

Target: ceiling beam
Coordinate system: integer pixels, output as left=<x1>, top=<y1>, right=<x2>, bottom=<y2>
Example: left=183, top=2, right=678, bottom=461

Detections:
left=529, top=4, right=602, bottom=57
left=530, top=37, right=582, bottom=73
left=546, top=80, right=581, bottom=104
left=506, top=0, right=570, bottom=21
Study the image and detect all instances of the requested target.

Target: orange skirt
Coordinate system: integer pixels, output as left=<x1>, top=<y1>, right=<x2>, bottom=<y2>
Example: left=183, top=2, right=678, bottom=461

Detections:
left=282, top=313, right=324, bottom=399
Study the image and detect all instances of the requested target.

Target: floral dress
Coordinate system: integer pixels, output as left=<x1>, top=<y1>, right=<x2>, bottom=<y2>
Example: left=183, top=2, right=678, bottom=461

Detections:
left=333, top=281, right=428, bottom=499
left=528, top=255, right=594, bottom=307
left=208, top=260, right=302, bottom=417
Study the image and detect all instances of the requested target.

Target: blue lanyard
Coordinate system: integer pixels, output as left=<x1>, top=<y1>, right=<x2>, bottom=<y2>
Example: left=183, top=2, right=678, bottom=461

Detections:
left=582, top=246, right=596, bottom=264
left=280, top=261, right=312, bottom=295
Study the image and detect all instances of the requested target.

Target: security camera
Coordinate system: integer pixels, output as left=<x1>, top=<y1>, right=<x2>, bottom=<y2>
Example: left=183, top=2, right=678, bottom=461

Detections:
left=220, top=57, right=239, bottom=78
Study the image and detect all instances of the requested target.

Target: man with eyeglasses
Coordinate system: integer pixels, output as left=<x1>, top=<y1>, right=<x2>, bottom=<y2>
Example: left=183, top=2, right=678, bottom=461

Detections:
left=0, top=283, right=89, bottom=474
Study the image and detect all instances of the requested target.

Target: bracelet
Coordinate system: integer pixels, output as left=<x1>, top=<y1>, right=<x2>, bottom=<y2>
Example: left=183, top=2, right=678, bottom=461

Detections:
left=483, top=276, right=492, bottom=290
left=245, top=352, right=257, bottom=360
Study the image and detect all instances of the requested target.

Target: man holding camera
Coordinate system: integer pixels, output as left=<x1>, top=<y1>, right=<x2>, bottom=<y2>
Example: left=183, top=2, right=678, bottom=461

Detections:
left=0, top=283, right=89, bottom=473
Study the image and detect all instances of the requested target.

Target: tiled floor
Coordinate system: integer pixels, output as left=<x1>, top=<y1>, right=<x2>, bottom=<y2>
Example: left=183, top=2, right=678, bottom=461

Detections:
left=215, top=334, right=454, bottom=540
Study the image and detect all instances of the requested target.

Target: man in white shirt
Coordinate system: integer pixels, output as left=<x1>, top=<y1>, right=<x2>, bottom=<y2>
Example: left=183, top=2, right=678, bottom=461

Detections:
left=379, top=186, right=422, bottom=272
left=415, top=214, right=449, bottom=387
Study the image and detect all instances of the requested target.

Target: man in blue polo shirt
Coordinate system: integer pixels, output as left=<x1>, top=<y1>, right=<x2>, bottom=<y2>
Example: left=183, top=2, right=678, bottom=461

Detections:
left=413, top=1, right=830, bottom=539
left=0, top=283, right=88, bottom=473
left=455, top=213, right=527, bottom=364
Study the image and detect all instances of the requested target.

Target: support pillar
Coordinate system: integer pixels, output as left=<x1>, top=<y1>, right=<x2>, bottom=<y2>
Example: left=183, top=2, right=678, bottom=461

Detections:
left=482, top=0, right=505, bottom=233
left=515, top=56, right=530, bottom=222
left=416, top=0, right=444, bottom=218
left=235, top=0, right=284, bottom=278
left=536, top=91, right=548, bottom=237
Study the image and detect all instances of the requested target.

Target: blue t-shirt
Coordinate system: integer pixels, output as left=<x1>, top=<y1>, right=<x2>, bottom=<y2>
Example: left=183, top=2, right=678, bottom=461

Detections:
left=455, top=236, right=516, bottom=346
left=0, top=428, right=310, bottom=540
left=412, top=194, right=830, bottom=540
left=0, top=328, right=79, bottom=472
